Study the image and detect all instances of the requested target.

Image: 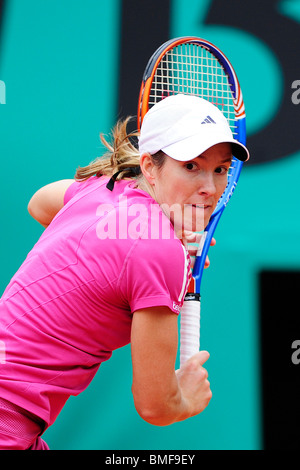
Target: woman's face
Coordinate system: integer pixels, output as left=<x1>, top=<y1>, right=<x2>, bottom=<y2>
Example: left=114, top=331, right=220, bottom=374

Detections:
left=143, top=143, right=232, bottom=234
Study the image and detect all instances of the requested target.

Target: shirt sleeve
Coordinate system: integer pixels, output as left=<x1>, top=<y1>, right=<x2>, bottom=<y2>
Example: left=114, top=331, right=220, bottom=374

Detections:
left=64, top=177, right=98, bottom=205
left=121, top=237, right=191, bottom=315
left=64, top=181, right=83, bottom=205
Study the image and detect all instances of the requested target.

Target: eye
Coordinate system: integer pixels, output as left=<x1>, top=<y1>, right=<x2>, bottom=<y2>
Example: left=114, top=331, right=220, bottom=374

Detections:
left=215, top=166, right=230, bottom=175
left=185, top=162, right=197, bottom=171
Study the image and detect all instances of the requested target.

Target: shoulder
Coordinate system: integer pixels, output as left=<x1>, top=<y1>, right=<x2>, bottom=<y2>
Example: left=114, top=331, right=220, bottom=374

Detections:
left=123, top=235, right=191, bottom=313
left=132, top=236, right=190, bottom=283
left=63, top=176, right=104, bottom=204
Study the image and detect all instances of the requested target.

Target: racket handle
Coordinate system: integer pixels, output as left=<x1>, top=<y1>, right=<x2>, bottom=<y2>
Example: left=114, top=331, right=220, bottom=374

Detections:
left=180, top=295, right=200, bottom=367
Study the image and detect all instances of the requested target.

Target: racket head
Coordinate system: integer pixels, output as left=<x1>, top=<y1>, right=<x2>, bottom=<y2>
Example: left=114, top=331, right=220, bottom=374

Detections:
left=137, top=36, right=247, bottom=290
left=137, top=36, right=245, bottom=130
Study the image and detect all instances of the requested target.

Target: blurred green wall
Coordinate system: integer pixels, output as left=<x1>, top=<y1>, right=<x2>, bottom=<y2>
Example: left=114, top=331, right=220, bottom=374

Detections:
left=0, top=0, right=300, bottom=450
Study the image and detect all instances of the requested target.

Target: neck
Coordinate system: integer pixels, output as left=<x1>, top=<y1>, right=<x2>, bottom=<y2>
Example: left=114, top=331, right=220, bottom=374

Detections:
left=136, top=176, right=156, bottom=200
left=136, top=177, right=185, bottom=242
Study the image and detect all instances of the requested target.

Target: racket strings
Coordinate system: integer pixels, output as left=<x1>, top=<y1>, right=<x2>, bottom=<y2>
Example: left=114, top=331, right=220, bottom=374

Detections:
left=150, top=43, right=237, bottom=137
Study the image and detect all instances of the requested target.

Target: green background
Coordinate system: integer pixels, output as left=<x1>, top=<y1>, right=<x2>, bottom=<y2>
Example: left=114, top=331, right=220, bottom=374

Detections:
left=0, top=0, right=299, bottom=450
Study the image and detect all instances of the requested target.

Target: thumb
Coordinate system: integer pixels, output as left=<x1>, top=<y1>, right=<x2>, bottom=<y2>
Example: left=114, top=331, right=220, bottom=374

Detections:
left=183, top=350, right=210, bottom=369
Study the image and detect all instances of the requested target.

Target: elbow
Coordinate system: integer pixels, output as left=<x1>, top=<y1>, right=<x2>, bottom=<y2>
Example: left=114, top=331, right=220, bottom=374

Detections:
left=27, top=197, right=38, bottom=221
left=27, top=197, right=48, bottom=228
left=133, top=395, right=176, bottom=427
left=27, top=197, right=39, bottom=222
left=27, top=191, right=41, bottom=219
left=27, top=198, right=35, bottom=218
left=135, top=405, right=170, bottom=427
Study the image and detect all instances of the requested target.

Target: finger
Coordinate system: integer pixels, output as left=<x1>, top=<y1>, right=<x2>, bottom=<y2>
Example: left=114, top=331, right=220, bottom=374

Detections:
left=187, top=246, right=198, bottom=257
left=187, top=350, right=210, bottom=367
left=183, top=230, right=202, bottom=244
left=183, top=233, right=197, bottom=245
left=204, top=256, right=210, bottom=269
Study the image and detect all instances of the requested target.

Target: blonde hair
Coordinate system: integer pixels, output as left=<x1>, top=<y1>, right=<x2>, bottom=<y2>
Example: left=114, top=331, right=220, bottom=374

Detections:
left=75, top=117, right=141, bottom=182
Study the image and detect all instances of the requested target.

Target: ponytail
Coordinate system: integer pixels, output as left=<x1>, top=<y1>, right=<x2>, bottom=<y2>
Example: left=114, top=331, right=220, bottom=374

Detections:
left=75, top=117, right=141, bottom=183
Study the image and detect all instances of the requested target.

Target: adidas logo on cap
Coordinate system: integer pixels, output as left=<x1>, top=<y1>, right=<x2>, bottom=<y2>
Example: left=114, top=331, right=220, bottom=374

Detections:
left=201, top=115, right=216, bottom=124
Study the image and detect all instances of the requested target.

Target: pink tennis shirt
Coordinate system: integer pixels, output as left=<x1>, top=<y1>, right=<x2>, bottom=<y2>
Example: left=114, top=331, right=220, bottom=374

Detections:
left=0, top=176, right=191, bottom=428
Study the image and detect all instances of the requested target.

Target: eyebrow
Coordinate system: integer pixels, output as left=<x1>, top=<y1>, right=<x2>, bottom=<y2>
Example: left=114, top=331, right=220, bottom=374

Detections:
left=220, top=156, right=233, bottom=163
left=193, top=154, right=233, bottom=164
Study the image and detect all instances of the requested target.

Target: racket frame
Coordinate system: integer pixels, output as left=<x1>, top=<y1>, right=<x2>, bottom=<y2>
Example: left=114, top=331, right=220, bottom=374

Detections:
left=137, top=36, right=247, bottom=363
left=138, top=36, right=246, bottom=127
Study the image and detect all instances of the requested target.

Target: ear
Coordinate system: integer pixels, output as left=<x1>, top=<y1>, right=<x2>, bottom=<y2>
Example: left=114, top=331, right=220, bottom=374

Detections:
left=139, top=152, right=156, bottom=185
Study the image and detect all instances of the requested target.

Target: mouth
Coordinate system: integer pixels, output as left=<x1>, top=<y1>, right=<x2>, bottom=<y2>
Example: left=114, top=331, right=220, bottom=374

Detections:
left=190, top=203, right=211, bottom=210
left=181, top=204, right=211, bottom=232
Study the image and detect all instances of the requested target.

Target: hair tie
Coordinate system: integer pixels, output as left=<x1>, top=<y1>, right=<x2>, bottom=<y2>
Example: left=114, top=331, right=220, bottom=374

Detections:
left=106, top=166, right=141, bottom=191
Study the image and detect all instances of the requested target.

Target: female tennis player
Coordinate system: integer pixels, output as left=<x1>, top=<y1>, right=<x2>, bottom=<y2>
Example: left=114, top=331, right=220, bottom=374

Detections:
left=0, top=94, right=249, bottom=450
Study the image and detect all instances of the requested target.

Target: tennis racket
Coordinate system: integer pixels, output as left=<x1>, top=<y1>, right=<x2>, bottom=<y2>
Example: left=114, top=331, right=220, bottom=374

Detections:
left=137, top=37, right=247, bottom=367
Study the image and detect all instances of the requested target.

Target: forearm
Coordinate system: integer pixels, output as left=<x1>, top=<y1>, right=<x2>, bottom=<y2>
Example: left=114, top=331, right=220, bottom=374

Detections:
left=131, top=308, right=212, bottom=426
left=132, top=374, right=191, bottom=426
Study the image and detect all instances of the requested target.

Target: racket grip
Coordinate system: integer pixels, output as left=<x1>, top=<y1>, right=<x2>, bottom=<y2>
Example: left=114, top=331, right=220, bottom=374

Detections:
left=180, top=294, right=200, bottom=367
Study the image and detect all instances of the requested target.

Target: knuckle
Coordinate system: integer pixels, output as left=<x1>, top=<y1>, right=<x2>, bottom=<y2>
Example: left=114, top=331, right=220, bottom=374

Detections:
left=199, top=367, right=208, bottom=380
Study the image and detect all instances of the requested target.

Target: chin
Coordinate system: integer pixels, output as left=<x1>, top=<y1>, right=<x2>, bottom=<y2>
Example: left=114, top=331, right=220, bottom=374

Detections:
left=204, top=216, right=211, bottom=228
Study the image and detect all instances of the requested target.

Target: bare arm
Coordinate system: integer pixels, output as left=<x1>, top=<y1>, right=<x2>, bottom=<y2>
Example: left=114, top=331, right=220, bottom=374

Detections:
left=28, top=179, right=74, bottom=227
left=131, top=306, right=212, bottom=426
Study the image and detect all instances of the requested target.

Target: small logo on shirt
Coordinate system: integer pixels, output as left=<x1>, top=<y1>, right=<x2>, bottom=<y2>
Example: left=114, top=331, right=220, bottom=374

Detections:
left=173, top=301, right=181, bottom=313
left=0, top=341, right=6, bottom=364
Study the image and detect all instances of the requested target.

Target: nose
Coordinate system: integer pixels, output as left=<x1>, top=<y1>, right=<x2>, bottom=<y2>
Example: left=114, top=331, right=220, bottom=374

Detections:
left=198, top=172, right=217, bottom=197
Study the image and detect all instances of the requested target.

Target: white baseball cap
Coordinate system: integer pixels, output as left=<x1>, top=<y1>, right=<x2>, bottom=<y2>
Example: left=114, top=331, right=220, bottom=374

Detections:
left=138, top=94, right=249, bottom=162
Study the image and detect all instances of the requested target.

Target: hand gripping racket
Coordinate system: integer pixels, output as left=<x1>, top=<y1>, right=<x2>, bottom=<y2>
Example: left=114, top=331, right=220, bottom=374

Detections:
left=137, top=37, right=247, bottom=367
